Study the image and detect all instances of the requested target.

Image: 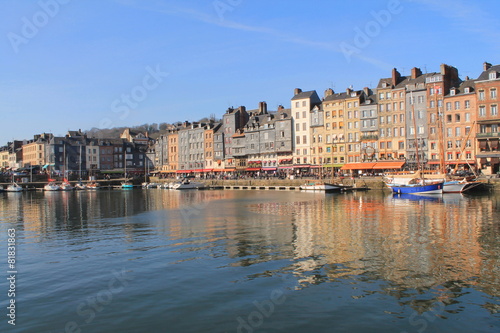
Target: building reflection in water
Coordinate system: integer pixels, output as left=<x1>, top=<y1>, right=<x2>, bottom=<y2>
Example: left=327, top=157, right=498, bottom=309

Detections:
left=1, top=190, right=498, bottom=314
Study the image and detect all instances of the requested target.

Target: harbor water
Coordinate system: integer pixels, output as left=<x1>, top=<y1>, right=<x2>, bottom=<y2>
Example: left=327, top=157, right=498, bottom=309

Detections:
left=0, top=189, right=499, bottom=332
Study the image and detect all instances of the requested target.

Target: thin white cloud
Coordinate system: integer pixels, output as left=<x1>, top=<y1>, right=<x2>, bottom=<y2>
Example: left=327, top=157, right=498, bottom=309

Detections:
left=113, top=0, right=394, bottom=70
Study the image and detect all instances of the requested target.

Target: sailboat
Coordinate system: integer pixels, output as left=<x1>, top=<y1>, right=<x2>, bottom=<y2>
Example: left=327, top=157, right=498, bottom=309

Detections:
left=44, top=177, right=60, bottom=191
left=386, top=91, right=443, bottom=194
left=6, top=175, right=23, bottom=192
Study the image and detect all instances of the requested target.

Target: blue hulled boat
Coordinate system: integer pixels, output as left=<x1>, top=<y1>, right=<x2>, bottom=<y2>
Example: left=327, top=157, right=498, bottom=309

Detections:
left=388, top=181, right=444, bottom=194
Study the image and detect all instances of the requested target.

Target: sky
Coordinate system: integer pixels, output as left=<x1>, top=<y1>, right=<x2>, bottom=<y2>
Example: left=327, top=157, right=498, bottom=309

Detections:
left=1, top=0, right=500, bottom=145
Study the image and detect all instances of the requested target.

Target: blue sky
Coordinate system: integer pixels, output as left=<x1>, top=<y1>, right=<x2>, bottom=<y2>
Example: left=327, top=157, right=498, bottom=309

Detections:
left=1, top=0, right=500, bottom=145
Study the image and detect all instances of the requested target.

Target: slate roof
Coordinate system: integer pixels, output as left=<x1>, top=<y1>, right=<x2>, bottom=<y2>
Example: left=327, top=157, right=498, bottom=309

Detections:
left=477, top=65, right=500, bottom=81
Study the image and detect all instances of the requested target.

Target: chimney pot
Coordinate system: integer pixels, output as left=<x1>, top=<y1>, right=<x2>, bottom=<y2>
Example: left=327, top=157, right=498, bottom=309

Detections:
left=484, top=62, right=492, bottom=71
left=294, top=88, right=302, bottom=95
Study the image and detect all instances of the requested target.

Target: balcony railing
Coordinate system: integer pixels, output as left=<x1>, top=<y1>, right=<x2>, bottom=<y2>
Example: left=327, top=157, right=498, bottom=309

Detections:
left=476, top=132, right=500, bottom=138
left=360, top=135, right=379, bottom=141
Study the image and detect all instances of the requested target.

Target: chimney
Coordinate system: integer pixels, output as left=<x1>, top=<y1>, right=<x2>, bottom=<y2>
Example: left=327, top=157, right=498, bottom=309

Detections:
left=346, top=87, right=352, bottom=95
left=484, top=62, right=492, bottom=71
left=392, top=68, right=401, bottom=86
left=258, top=101, right=267, bottom=114
left=363, top=87, right=370, bottom=96
left=294, top=88, right=302, bottom=95
left=277, top=105, right=284, bottom=112
left=324, top=88, right=334, bottom=98
left=411, top=67, right=422, bottom=79
left=465, top=76, right=470, bottom=81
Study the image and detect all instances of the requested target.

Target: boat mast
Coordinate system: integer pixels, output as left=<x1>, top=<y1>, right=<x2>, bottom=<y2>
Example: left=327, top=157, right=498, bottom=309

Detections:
left=411, top=91, right=421, bottom=173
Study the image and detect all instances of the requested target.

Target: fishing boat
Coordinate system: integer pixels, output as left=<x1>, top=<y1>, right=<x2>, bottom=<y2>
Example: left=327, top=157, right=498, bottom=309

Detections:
left=300, top=182, right=341, bottom=192
left=387, top=181, right=444, bottom=194
left=121, top=181, right=134, bottom=189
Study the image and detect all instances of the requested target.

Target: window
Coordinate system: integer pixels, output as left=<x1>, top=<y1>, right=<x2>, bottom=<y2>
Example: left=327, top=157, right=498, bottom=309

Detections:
left=446, top=102, right=452, bottom=111
left=380, top=142, right=385, bottom=149
left=386, top=92, right=391, bottom=99
left=430, top=100, right=435, bottom=108
left=302, top=111, right=306, bottom=118
left=393, top=115, right=398, bottom=123
left=492, top=105, right=498, bottom=116
left=296, top=136, right=300, bottom=144
left=379, top=93, right=384, bottom=100
left=295, top=112, right=299, bottom=119
left=379, top=116, right=384, bottom=124
left=447, top=141, right=453, bottom=149
left=446, top=115, right=452, bottom=123
left=455, top=140, right=462, bottom=149
left=379, top=104, right=384, bottom=112
left=450, top=89, right=455, bottom=96
left=326, top=111, right=330, bottom=118
left=465, top=126, right=471, bottom=135
left=348, top=102, right=352, bottom=108
left=438, top=100, right=443, bottom=107
left=454, top=101, right=460, bottom=110
left=455, top=127, right=461, bottom=136
left=380, top=128, right=385, bottom=137
left=489, top=72, right=497, bottom=80
left=387, top=103, right=392, bottom=111
left=302, top=123, right=306, bottom=131
left=387, top=141, right=392, bottom=149
left=455, top=114, right=461, bottom=122
left=465, top=100, right=470, bottom=109
left=479, top=90, right=485, bottom=100
left=491, top=89, right=497, bottom=99
left=400, top=101, right=404, bottom=110
left=400, top=114, right=404, bottom=123
left=409, top=127, right=415, bottom=135
left=465, top=113, right=471, bottom=122
left=303, top=135, right=307, bottom=144
left=387, top=116, right=391, bottom=123
left=418, top=126, right=424, bottom=134
left=447, top=128, right=452, bottom=137
left=479, top=106, right=486, bottom=117
left=302, top=101, right=306, bottom=107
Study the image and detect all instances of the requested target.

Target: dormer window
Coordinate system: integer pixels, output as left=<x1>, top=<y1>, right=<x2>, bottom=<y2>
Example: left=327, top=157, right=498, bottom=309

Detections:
left=382, top=82, right=388, bottom=88
left=464, top=87, right=470, bottom=93
left=450, top=89, right=456, bottom=96
left=489, top=72, right=497, bottom=80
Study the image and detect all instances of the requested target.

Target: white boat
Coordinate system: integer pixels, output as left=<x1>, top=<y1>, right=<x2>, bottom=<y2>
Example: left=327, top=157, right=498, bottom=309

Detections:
left=300, top=182, right=341, bottom=192
left=75, top=183, right=87, bottom=190
left=6, top=183, right=23, bottom=192
left=44, top=182, right=60, bottom=191
left=172, top=179, right=204, bottom=190
left=87, top=182, right=100, bottom=190
left=142, top=182, right=160, bottom=189
left=60, top=181, right=73, bottom=191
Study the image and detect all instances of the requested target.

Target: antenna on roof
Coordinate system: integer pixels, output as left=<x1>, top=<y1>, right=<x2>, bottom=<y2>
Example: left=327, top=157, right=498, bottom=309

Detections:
left=424, top=65, right=428, bottom=74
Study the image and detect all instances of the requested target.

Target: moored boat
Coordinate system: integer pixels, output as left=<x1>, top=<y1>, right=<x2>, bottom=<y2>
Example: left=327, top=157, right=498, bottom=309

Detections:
left=387, top=181, right=444, bottom=194
left=6, top=182, right=23, bottom=192
left=44, top=182, right=60, bottom=191
left=172, top=179, right=204, bottom=190
left=300, top=182, right=341, bottom=192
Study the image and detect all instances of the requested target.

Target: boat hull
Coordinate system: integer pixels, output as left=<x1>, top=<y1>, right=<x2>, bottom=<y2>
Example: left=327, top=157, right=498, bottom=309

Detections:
left=389, top=182, right=443, bottom=194
left=300, top=183, right=341, bottom=192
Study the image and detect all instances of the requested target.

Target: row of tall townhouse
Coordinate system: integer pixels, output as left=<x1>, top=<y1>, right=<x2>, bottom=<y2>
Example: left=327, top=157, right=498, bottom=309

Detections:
left=2, top=62, right=498, bottom=176
left=140, top=62, right=500, bottom=177
left=1, top=129, right=155, bottom=176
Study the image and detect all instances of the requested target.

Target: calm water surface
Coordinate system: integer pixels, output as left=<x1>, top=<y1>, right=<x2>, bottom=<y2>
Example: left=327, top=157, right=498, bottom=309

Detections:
left=0, top=189, right=499, bottom=333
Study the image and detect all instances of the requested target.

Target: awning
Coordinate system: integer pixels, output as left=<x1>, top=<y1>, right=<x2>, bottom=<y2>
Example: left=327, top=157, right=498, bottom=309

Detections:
left=372, top=161, right=405, bottom=170
left=341, top=162, right=377, bottom=170
left=490, top=139, right=499, bottom=150
left=246, top=167, right=261, bottom=171
left=212, top=169, right=225, bottom=172
left=479, top=141, right=488, bottom=149
left=176, top=170, right=193, bottom=173
left=293, top=164, right=311, bottom=169
left=262, top=167, right=277, bottom=171
left=323, top=163, right=345, bottom=168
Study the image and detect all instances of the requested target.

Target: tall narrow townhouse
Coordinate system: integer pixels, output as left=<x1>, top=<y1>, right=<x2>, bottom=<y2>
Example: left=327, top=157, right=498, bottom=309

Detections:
left=476, top=62, right=500, bottom=175
left=376, top=69, right=407, bottom=161
left=177, top=121, right=191, bottom=172
left=322, top=90, right=348, bottom=166
left=291, top=88, right=321, bottom=174
left=310, top=103, right=325, bottom=173
left=441, top=79, right=477, bottom=170
left=274, top=106, right=294, bottom=175
left=344, top=87, right=364, bottom=163
left=222, top=106, right=249, bottom=171
left=204, top=122, right=221, bottom=172
left=404, top=67, right=429, bottom=168
left=426, top=64, right=461, bottom=171
left=167, top=128, right=179, bottom=174
left=359, top=88, right=378, bottom=161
